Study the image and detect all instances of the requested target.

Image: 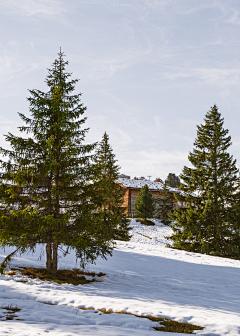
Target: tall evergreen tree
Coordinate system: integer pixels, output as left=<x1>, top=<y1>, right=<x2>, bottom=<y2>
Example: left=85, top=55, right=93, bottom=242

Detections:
left=134, top=185, right=155, bottom=220
left=168, top=105, right=240, bottom=259
left=92, top=132, right=132, bottom=241
left=166, top=173, right=180, bottom=188
left=155, top=180, right=175, bottom=225
left=0, top=51, right=117, bottom=273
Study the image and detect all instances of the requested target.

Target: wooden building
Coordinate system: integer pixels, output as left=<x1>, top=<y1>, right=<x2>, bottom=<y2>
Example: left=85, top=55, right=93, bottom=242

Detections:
left=118, top=178, right=182, bottom=217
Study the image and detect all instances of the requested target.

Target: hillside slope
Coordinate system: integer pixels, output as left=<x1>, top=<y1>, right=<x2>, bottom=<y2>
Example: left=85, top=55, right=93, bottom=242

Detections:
left=0, top=219, right=239, bottom=335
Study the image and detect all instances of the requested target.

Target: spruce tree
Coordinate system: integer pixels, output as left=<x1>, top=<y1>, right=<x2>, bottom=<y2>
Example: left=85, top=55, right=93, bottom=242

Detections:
left=0, top=51, right=117, bottom=273
left=134, top=185, right=156, bottom=220
left=156, top=180, right=175, bottom=225
left=168, top=105, right=240, bottom=259
left=166, top=173, right=180, bottom=188
left=92, top=132, right=132, bottom=241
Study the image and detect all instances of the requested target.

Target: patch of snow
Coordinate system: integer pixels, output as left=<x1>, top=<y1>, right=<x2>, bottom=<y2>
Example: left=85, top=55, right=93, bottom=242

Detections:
left=0, top=219, right=239, bottom=335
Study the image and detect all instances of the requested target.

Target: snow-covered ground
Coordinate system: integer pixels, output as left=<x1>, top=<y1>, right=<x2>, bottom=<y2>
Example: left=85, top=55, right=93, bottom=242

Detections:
left=0, top=219, right=240, bottom=335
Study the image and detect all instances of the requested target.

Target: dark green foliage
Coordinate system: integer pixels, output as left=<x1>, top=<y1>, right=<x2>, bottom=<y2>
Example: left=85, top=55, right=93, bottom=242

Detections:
left=155, top=180, right=175, bottom=225
left=166, top=173, right=180, bottom=188
left=0, top=51, right=119, bottom=273
left=92, top=132, right=132, bottom=241
left=134, top=185, right=156, bottom=220
left=168, top=105, right=240, bottom=259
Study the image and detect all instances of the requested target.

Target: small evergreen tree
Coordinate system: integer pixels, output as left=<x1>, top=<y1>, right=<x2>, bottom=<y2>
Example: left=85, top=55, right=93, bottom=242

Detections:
left=168, top=105, right=240, bottom=259
left=92, top=132, right=132, bottom=241
left=0, top=51, right=119, bottom=273
left=166, top=173, right=180, bottom=188
left=134, top=185, right=155, bottom=220
left=156, top=180, right=175, bottom=225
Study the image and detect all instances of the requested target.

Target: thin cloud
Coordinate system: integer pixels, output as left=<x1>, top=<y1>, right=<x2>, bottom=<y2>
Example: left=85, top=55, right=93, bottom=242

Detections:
left=0, top=0, right=64, bottom=17
left=162, top=66, right=240, bottom=86
left=0, top=42, right=45, bottom=87
left=74, top=50, right=147, bottom=82
left=212, top=1, right=240, bottom=25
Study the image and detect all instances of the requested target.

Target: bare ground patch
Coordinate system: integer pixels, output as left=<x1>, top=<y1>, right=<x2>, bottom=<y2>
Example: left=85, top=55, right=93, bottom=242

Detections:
left=5, top=267, right=106, bottom=286
left=79, top=307, right=204, bottom=334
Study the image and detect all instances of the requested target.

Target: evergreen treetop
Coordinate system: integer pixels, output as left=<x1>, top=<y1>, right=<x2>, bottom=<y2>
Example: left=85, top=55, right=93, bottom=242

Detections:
left=168, top=105, right=240, bottom=259
left=155, top=180, right=175, bottom=225
left=166, top=173, right=180, bottom=188
left=92, top=132, right=132, bottom=241
left=134, top=185, right=156, bottom=220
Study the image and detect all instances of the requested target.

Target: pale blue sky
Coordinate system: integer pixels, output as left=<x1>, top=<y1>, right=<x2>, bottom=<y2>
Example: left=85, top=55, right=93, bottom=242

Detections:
left=1, top=0, right=240, bottom=180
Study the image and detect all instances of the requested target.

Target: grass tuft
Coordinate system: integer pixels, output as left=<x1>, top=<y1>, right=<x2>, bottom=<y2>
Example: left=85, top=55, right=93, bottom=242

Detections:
left=136, top=219, right=155, bottom=226
left=0, top=304, right=21, bottom=321
left=136, top=232, right=152, bottom=239
left=78, top=307, right=203, bottom=334
left=38, top=301, right=56, bottom=305
left=5, top=271, right=16, bottom=276
left=1, top=304, right=21, bottom=313
left=9, top=267, right=106, bottom=286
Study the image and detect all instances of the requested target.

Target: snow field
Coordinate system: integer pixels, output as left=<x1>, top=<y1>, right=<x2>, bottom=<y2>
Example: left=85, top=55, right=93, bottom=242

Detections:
left=0, top=219, right=239, bottom=335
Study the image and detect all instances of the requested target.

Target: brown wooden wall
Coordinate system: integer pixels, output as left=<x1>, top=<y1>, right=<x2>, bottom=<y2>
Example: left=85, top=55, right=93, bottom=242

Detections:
left=122, top=187, right=130, bottom=213
left=122, top=187, right=179, bottom=217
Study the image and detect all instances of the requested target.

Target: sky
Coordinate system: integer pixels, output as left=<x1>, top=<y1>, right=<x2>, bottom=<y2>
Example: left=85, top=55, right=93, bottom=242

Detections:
left=0, top=0, right=240, bottom=180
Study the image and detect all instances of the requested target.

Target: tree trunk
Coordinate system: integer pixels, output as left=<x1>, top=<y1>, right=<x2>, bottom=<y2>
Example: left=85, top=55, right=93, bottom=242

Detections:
left=52, top=242, right=58, bottom=274
left=46, top=241, right=52, bottom=273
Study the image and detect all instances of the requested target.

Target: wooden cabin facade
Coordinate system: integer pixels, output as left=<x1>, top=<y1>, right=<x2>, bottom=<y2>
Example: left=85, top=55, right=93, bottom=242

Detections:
left=118, top=178, right=182, bottom=217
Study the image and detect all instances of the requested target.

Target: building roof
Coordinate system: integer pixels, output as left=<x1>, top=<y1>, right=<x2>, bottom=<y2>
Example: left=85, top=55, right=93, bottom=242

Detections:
left=117, top=178, right=198, bottom=197
left=117, top=178, right=180, bottom=193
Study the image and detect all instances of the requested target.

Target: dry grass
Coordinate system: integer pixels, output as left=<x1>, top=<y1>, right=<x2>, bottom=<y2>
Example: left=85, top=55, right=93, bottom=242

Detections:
left=78, top=307, right=204, bottom=334
left=6, top=271, right=16, bottom=276
left=136, top=219, right=155, bottom=226
left=10, top=267, right=106, bottom=286
left=0, top=302, right=203, bottom=332
left=1, top=304, right=21, bottom=313
left=38, top=301, right=56, bottom=305
left=136, top=232, right=152, bottom=239
left=0, top=304, right=21, bottom=321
